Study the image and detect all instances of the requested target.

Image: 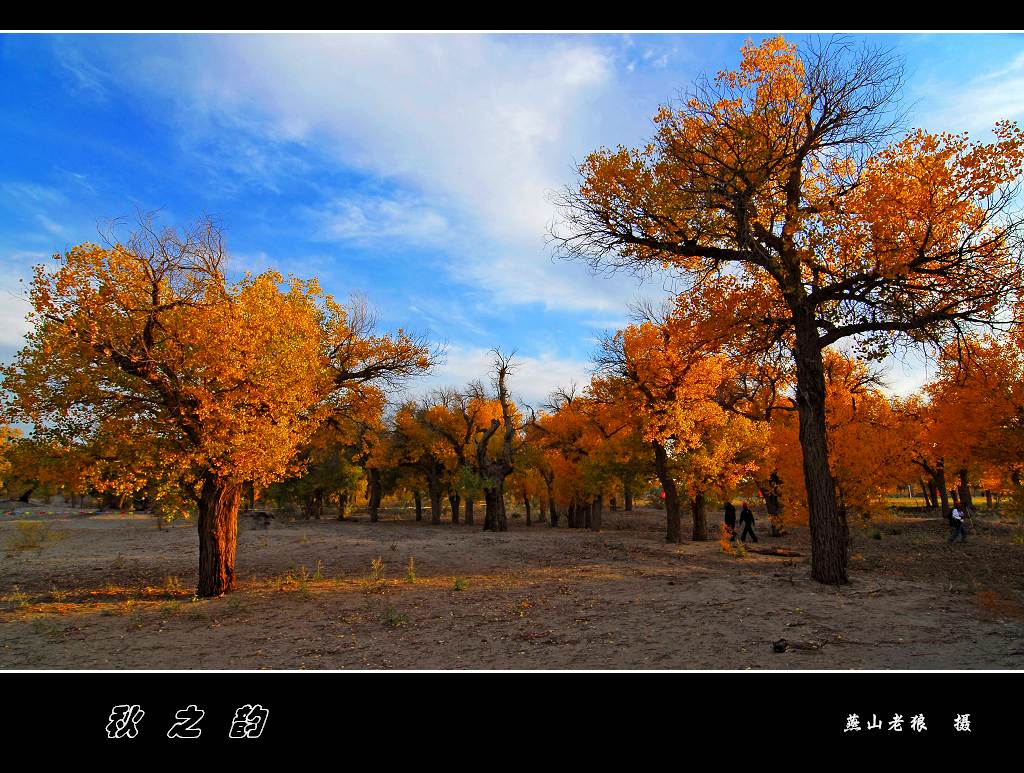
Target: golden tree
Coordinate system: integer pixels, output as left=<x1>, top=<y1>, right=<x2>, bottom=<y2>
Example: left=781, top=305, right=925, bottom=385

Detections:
left=2, top=217, right=431, bottom=596
left=555, top=36, right=1024, bottom=583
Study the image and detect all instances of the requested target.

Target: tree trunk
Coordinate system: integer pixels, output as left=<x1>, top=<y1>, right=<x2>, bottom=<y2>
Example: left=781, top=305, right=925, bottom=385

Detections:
left=464, top=497, right=474, bottom=526
left=197, top=471, right=241, bottom=597
left=524, top=495, right=532, bottom=526
left=483, top=486, right=507, bottom=532
left=958, top=469, right=974, bottom=512
left=610, top=496, right=618, bottom=511
left=590, top=495, right=602, bottom=532
left=449, top=493, right=461, bottom=525
left=764, top=470, right=785, bottom=536
left=545, top=479, right=557, bottom=526
left=429, top=485, right=443, bottom=525
left=623, top=480, right=634, bottom=512
left=691, top=491, right=707, bottom=541
left=18, top=486, right=34, bottom=503
left=933, top=464, right=950, bottom=520
left=986, top=490, right=993, bottom=510
left=928, top=479, right=940, bottom=511
left=337, top=491, right=349, bottom=521
left=919, top=478, right=934, bottom=508
left=793, top=311, right=848, bottom=584
left=413, top=490, right=423, bottom=521
left=367, top=469, right=382, bottom=523
left=302, top=490, right=324, bottom=520
left=652, top=440, right=682, bottom=544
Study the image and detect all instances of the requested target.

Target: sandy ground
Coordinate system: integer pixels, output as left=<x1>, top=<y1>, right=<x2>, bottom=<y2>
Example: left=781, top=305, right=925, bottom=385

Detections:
left=2, top=502, right=1023, bottom=669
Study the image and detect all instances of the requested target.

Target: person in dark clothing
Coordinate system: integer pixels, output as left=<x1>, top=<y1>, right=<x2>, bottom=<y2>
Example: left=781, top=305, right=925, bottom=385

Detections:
left=723, top=500, right=737, bottom=541
left=948, top=506, right=967, bottom=543
left=739, top=502, right=758, bottom=542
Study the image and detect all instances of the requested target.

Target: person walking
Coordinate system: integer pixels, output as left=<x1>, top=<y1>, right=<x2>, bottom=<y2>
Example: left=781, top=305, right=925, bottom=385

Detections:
left=723, top=500, right=737, bottom=541
left=739, top=502, right=758, bottom=543
left=949, top=506, right=967, bottom=543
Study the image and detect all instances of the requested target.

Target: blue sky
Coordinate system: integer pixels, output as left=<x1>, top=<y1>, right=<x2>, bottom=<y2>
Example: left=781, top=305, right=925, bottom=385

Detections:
left=2, top=32, right=1024, bottom=406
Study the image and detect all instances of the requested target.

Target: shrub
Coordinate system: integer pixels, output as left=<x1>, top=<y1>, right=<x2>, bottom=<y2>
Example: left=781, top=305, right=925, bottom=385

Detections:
left=370, top=556, right=384, bottom=581
left=6, top=521, right=66, bottom=551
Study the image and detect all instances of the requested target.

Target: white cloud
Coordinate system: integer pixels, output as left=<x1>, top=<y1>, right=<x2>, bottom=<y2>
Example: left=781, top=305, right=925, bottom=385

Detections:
left=407, top=342, right=592, bottom=409
left=0, top=283, right=32, bottom=348
left=915, top=49, right=1024, bottom=134
left=94, top=33, right=666, bottom=313
left=311, top=194, right=450, bottom=247
left=175, top=35, right=611, bottom=243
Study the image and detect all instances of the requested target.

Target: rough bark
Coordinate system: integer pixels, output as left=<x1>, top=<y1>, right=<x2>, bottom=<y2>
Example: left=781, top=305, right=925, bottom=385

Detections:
left=590, top=495, right=603, bottom=532
left=958, top=469, right=974, bottom=512
left=623, top=480, right=634, bottom=512
left=197, top=471, right=241, bottom=597
left=449, top=492, right=461, bottom=525
left=464, top=497, right=474, bottom=526
left=919, top=478, right=934, bottom=508
left=933, top=464, right=950, bottom=520
left=764, top=470, right=785, bottom=536
left=691, top=491, right=707, bottom=541
left=482, top=486, right=507, bottom=532
left=414, top=490, right=423, bottom=521
left=524, top=495, right=532, bottom=526
left=652, top=440, right=682, bottom=544
left=429, top=485, right=443, bottom=525
left=367, top=469, right=382, bottom=523
left=302, top=490, right=324, bottom=520
left=793, top=311, right=848, bottom=584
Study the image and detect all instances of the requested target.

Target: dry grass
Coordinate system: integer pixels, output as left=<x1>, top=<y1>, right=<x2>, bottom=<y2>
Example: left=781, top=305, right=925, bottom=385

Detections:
left=5, top=521, right=67, bottom=552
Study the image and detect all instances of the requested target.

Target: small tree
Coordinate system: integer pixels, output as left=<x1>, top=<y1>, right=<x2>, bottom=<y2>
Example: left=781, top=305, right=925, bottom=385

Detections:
left=469, top=351, right=521, bottom=532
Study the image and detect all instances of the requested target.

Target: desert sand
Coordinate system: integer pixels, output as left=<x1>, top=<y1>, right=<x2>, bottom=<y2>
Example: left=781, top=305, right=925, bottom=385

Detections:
left=2, top=503, right=1022, bottom=669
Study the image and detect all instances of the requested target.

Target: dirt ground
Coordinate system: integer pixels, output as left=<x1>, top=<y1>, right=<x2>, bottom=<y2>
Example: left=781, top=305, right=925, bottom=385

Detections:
left=2, top=502, right=1023, bottom=669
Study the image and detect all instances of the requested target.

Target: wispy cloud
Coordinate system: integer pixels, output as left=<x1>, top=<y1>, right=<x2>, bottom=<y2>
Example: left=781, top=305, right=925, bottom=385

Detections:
left=914, top=47, right=1024, bottom=134
left=67, top=34, right=654, bottom=313
left=54, top=44, right=110, bottom=101
left=310, top=194, right=451, bottom=247
left=0, top=275, right=33, bottom=349
left=408, top=342, right=592, bottom=408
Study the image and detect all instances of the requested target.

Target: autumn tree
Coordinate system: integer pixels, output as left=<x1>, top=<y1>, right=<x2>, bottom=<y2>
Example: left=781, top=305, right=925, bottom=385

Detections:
left=1, top=216, right=432, bottom=596
left=419, top=386, right=499, bottom=525
left=392, top=400, right=454, bottom=524
left=555, top=36, right=1024, bottom=583
left=596, top=313, right=735, bottom=543
left=468, top=351, right=521, bottom=532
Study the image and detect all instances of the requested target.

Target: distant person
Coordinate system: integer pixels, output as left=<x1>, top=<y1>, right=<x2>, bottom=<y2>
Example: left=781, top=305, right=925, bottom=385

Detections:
left=723, top=500, right=737, bottom=541
left=949, top=506, right=967, bottom=543
left=739, top=502, right=758, bottom=543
